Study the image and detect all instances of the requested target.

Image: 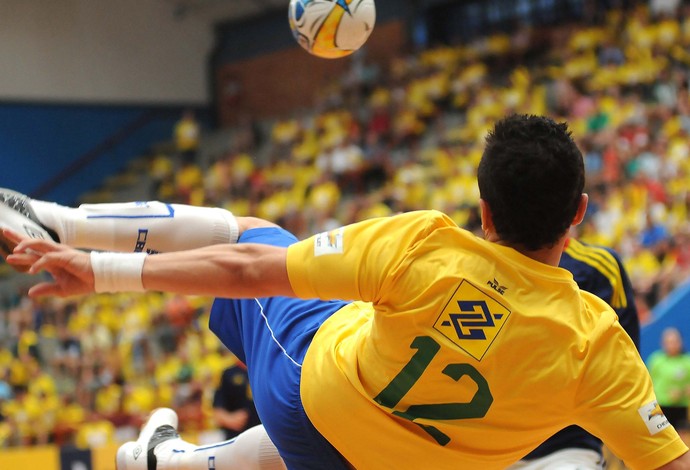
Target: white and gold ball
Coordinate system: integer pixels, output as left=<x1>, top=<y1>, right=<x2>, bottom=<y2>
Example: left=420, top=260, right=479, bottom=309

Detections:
left=288, top=0, right=376, bottom=59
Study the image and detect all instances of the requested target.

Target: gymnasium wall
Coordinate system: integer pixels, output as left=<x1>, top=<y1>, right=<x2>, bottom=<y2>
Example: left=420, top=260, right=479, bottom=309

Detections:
left=0, top=0, right=412, bottom=200
left=215, top=20, right=408, bottom=124
left=0, top=0, right=212, bottom=104
left=0, top=103, right=194, bottom=205
left=0, top=0, right=217, bottom=203
left=211, top=0, right=412, bottom=124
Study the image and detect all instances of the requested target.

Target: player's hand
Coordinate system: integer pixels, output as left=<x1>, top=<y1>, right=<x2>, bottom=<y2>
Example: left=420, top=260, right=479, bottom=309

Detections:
left=3, top=229, right=95, bottom=298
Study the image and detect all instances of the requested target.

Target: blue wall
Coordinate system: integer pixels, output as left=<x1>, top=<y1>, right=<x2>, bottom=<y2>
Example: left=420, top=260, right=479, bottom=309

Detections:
left=0, top=103, right=204, bottom=205
left=640, top=281, right=690, bottom=362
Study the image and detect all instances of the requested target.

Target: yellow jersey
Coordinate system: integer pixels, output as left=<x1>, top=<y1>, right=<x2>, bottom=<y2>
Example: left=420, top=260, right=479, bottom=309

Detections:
left=286, top=210, right=687, bottom=470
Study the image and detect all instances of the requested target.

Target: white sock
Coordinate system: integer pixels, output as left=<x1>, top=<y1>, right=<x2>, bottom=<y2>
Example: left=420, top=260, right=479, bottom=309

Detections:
left=156, top=425, right=286, bottom=470
left=30, top=200, right=239, bottom=253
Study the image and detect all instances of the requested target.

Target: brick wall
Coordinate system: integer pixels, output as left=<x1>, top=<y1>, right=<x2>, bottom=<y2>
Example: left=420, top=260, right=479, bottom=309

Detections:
left=216, top=20, right=407, bottom=126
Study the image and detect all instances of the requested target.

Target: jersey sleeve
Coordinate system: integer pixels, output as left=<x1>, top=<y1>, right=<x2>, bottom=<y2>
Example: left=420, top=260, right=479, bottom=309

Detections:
left=574, top=313, right=688, bottom=469
left=286, top=210, right=454, bottom=303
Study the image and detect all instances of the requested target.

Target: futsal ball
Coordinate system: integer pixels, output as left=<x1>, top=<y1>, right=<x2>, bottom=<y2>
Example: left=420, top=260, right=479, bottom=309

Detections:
left=288, top=0, right=376, bottom=59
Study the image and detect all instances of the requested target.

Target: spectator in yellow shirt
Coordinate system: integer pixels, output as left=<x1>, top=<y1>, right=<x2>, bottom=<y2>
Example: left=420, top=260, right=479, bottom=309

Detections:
left=174, top=110, right=200, bottom=164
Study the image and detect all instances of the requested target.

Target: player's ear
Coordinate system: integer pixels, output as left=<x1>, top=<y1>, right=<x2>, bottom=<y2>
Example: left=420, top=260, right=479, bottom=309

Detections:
left=571, top=194, right=588, bottom=227
left=479, top=199, right=494, bottom=238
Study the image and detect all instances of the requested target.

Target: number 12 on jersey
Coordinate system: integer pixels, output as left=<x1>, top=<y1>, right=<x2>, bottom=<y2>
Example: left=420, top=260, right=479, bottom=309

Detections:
left=374, top=336, right=493, bottom=446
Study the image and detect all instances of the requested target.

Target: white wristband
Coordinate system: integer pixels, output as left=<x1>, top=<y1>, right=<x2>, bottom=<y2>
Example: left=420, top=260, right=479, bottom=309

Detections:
left=90, top=251, right=147, bottom=293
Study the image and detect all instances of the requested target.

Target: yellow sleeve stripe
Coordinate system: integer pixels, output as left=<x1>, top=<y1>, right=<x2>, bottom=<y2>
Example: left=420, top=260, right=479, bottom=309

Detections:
left=565, top=239, right=627, bottom=309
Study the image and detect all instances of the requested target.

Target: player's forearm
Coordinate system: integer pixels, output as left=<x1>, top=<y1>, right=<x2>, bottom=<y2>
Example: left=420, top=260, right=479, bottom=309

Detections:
left=142, top=244, right=294, bottom=298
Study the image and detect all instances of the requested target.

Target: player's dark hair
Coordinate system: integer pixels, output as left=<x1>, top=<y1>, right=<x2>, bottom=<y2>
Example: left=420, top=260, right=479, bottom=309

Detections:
left=477, top=114, right=585, bottom=251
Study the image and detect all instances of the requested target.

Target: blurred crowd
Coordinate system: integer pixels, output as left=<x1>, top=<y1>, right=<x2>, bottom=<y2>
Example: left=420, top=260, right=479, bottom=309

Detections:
left=0, top=291, right=235, bottom=447
left=1, top=0, right=690, bottom=450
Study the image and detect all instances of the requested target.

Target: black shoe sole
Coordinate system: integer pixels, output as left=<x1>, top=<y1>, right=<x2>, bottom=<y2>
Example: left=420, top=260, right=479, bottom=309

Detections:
left=147, top=424, right=180, bottom=470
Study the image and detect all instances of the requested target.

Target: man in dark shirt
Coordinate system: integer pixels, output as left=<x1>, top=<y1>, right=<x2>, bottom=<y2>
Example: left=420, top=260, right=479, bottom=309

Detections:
left=213, top=362, right=261, bottom=440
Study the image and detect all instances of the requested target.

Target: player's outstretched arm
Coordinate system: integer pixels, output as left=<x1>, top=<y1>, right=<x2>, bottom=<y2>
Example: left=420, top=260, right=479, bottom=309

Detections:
left=140, top=243, right=293, bottom=298
left=4, top=229, right=295, bottom=299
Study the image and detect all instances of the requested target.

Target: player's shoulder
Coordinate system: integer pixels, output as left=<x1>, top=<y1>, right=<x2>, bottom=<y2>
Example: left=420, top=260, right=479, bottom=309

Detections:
left=577, top=290, right=633, bottom=357
left=392, top=209, right=457, bottom=224
left=369, top=210, right=461, bottom=239
left=578, top=288, right=613, bottom=312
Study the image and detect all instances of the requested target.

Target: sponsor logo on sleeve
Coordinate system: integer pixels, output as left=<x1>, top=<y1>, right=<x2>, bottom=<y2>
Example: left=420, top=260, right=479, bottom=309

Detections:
left=314, top=228, right=344, bottom=257
left=638, top=400, right=670, bottom=435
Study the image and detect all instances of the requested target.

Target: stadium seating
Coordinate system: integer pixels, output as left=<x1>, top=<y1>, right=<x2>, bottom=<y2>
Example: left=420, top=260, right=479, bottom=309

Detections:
left=1, top=2, right=689, bottom=456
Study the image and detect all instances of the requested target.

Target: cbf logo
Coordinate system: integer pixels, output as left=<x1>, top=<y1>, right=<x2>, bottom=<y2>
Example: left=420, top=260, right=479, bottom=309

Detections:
left=433, top=280, right=511, bottom=360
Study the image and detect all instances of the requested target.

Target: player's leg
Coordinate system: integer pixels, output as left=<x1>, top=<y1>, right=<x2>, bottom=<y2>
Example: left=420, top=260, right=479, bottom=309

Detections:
left=116, top=408, right=285, bottom=470
left=207, top=227, right=352, bottom=469
left=0, top=188, right=275, bottom=255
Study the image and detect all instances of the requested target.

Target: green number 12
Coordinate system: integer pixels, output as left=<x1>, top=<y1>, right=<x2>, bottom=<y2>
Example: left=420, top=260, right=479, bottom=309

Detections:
left=374, top=336, right=493, bottom=446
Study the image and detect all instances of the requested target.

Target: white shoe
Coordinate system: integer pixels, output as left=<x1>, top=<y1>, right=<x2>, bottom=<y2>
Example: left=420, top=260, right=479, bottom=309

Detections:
left=116, top=408, right=180, bottom=470
left=0, top=188, right=58, bottom=270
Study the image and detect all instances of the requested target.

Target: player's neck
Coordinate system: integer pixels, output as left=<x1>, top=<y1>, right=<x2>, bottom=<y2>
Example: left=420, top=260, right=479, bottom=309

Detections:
left=517, top=243, right=565, bottom=267
left=489, top=235, right=567, bottom=267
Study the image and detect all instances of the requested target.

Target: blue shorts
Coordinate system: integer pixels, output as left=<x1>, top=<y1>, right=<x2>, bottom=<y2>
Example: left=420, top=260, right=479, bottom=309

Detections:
left=208, top=227, right=351, bottom=470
